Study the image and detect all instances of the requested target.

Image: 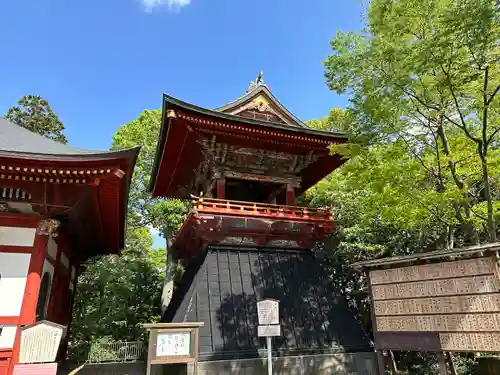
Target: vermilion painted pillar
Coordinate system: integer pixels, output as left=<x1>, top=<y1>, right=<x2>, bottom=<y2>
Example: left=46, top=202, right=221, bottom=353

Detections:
left=10, top=227, right=48, bottom=374
left=286, top=184, right=296, bottom=206
left=18, top=232, right=48, bottom=324
left=217, top=177, right=225, bottom=199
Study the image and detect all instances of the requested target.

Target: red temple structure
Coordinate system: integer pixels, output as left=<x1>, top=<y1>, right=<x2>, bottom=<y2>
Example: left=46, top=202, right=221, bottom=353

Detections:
left=150, top=75, right=376, bottom=374
left=0, top=118, right=139, bottom=375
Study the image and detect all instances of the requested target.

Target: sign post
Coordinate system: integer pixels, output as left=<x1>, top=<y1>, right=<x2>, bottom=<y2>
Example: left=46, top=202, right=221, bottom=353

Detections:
left=143, top=322, right=204, bottom=375
left=267, top=337, right=272, bottom=375
left=257, top=299, right=280, bottom=375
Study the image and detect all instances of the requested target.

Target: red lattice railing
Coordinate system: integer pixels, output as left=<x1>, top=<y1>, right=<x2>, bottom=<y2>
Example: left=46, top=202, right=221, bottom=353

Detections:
left=192, top=197, right=333, bottom=224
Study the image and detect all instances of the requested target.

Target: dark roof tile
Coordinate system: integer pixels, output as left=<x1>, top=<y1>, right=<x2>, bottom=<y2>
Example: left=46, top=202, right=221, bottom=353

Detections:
left=0, top=118, right=138, bottom=160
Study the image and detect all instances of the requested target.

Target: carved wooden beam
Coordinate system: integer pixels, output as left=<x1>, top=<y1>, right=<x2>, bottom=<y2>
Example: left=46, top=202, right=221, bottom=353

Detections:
left=224, top=170, right=301, bottom=188
left=37, top=219, right=61, bottom=237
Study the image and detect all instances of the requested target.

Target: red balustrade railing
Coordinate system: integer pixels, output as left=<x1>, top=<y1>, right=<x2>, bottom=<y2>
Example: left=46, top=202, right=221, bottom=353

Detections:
left=192, top=196, right=333, bottom=223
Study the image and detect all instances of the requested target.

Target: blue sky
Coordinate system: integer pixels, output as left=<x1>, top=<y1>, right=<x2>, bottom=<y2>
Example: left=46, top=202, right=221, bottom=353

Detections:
left=0, top=0, right=364, bottom=247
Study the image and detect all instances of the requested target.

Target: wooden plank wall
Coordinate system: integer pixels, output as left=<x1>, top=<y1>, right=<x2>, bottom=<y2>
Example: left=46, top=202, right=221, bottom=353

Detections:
left=370, top=256, right=500, bottom=352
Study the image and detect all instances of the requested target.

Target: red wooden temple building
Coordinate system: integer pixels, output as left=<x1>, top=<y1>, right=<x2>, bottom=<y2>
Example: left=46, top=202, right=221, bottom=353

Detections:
left=150, top=75, right=376, bottom=374
left=0, top=118, right=139, bottom=375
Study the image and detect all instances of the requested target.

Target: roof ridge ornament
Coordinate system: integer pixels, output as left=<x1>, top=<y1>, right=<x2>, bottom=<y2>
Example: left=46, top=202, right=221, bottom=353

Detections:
left=246, top=71, right=267, bottom=93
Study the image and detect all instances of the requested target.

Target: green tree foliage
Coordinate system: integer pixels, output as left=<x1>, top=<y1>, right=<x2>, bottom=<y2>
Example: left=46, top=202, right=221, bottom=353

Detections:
left=310, top=0, right=500, bottom=373
left=70, top=110, right=189, bottom=346
left=307, top=108, right=355, bottom=134
left=111, top=109, right=189, bottom=238
left=323, top=0, right=500, bottom=244
left=71, top=228, right=163, bottom=343
left=5, top=95, right=68, bottom=144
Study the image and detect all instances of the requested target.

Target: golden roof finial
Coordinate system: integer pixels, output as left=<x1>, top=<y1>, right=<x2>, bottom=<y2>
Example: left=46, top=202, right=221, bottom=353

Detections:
left=247, top=71, right=266, bottom=93
left=257, top=71, right=263, bottom=84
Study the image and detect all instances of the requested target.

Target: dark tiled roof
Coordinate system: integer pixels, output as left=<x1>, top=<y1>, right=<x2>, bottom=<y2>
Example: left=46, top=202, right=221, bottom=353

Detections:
left=163, top=246, right=373, bottom=361
left=0, top=118, right=137, bottom=159
left=162, top=94, right=348, bottom=139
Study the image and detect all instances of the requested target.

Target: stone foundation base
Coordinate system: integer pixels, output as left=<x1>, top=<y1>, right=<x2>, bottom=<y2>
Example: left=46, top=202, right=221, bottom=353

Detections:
left=58, top=352, right=377, bottom=375
left=187, top=352, right=377, bottom=375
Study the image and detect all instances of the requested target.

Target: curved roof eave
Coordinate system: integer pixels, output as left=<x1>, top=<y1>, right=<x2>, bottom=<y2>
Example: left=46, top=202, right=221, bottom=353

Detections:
left=163, top=93, right=348, bottom=139
left=148, top=93, right=349, bottom=194
left=0, top=147, right=141, bottom=163
left=0, top=117, right=141, bottom=163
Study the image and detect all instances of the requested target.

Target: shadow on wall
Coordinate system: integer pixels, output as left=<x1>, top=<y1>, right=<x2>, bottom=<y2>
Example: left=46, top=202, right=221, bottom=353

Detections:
left=209, top=248, right=373, bottom=375
left=192, top=355, right=360, bottom=375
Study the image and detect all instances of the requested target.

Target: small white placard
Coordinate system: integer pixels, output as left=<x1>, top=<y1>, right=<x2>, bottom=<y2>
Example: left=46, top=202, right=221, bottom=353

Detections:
left=19, top=321, right=65, bottom=364
left=257, top=299, right=279, bottom=325
left=156, top=332, right=191, bottom=357
left=258, top=325, right=281, bottom=337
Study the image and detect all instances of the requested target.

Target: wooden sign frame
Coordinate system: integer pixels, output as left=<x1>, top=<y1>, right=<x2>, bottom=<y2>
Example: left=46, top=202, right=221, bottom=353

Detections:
left=19, top=320, right=67, bottom=364
left=354, top=243, right=500, bottom=375
left=143, top=322, right=204, bottom=375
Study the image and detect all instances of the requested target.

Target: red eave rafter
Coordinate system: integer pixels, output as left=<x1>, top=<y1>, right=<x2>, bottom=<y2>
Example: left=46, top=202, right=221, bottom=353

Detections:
left=166, top=122, right=191, bottom=195
left=0, top=155, right=133, bottom=256
left=153, top=106, right=348, bottom=198
left=153, top=117, right=199, bottom=197
left=193, top=127, right=329, bottom=152
left=0, top=156, right=128, bottom=186
left=175, top=110, right=344, bottom=147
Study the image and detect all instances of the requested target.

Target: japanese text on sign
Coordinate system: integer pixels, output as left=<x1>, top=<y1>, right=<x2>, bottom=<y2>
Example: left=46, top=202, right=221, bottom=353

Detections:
left=257, top=299, right=279, bottom=325
left=156, top=332, right=191, bottom=357
left=258, top=324, right=281, bottom=337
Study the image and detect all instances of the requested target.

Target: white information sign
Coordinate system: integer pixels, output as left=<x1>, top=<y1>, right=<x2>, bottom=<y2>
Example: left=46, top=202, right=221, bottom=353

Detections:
left=156, top=332, right=191, bottom=357
left=257, top=299, right=279, bottom=325
left=258, top=325, right=281, bottom=337
left=19, top=321, right=65, bottom=364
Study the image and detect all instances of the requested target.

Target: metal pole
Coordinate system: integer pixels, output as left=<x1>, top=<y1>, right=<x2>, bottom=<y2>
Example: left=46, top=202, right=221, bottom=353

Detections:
left=267, top=336, right=272, bottom=375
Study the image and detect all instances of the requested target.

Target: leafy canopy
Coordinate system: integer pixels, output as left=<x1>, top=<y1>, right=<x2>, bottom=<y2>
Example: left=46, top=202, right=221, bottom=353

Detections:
left=111, top=109, right=188, bottom=239
left=322, top=0, right=500, bottom=244
left=5, top=95, right=68, bottom=144
left=71, top=110, right=189, bottom=345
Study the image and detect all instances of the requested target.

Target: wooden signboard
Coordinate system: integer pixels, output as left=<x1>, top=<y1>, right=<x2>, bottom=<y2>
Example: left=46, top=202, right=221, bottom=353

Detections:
left=19, top=321, right=66, bottom=364
left=143, top=322, right=203, bottom=375
left=366, top=256, right=500, bottom=353
left=355, top=244, right=500, bottom=375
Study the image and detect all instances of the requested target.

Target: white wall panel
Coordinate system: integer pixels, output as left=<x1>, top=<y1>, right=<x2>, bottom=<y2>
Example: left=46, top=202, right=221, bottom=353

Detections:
left=47, top=237, right=58, bottom=260
left=0, top=252, right=31, bottom=316
left=0, top=325, right=17, bottom=348
left=0, top=226, right=36, bottom=247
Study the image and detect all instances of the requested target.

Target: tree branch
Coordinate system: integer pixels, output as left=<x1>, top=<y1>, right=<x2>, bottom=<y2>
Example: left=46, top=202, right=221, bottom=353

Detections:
left=469, top=206, right=488, bottom=222
left=439, top=63, right=481, bottom=143
left=406, top=92, right=474, bottom=140
left=482, top=67, right=489, bottom=152
left=487, top=82, right=500, bottom=105
left=487, top=127, right=500, bottom=146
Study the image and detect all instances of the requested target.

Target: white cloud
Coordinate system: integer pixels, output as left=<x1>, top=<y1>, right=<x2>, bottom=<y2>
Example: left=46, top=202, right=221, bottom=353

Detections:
left=142, top=0, right=191, bottom=12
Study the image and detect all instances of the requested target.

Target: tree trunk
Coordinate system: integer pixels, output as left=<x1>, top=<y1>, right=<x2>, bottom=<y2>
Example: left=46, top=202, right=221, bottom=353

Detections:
left=479, top=145, right=496, bottom=242
left=437, top=122, right=479, bottom=243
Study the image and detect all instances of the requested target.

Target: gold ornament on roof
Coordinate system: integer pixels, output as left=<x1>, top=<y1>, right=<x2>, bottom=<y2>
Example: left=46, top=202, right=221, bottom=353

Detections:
left=246, top=71, right=267, bottom=93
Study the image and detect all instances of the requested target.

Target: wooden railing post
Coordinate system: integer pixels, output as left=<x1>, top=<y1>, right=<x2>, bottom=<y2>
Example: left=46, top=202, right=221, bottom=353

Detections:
left=192, top=198, right=333, bottom=223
